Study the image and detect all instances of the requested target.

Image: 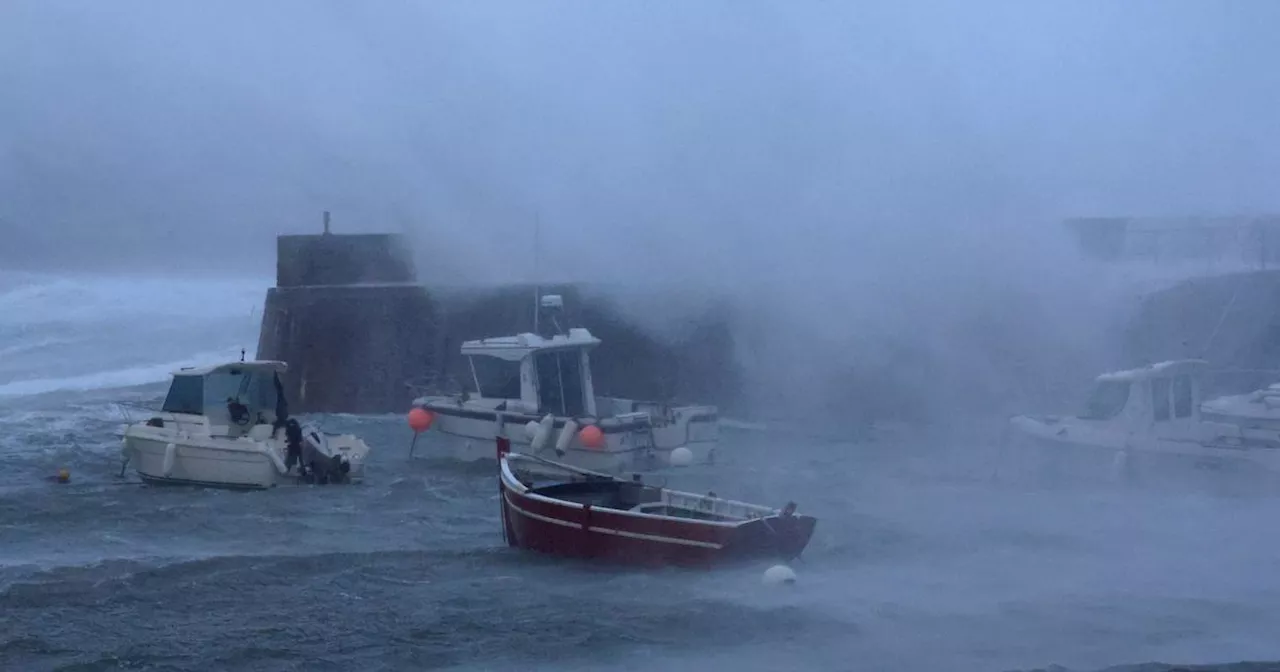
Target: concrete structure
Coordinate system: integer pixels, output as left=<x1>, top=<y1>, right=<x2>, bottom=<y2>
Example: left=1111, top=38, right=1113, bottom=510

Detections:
left=256, top=215, right=740, bottom=414
left=1062, top=216, right=1280, bottom=395
left=1064, top=215, right=1280, bottom=267
left=256, top=215, right=437, bottom=413
left=1122, top=269, right=1280, bottom=397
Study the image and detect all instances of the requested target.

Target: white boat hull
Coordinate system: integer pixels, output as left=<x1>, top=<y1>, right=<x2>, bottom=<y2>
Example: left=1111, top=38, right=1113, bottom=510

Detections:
left=1003, top=416, right=1280, bottom=490
left=122, top=423, right=369, bottom=490
left=126, top=434, right=282, bottom=489
left=420, top=408, right=718, bottom=473
left=122, top=361, right=372, bottom=489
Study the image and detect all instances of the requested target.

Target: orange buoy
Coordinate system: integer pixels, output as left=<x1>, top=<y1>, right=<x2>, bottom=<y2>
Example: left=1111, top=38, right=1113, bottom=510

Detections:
left=408, top=408, right=435, bottom=433
left=578, top=424, right=605, bottom=450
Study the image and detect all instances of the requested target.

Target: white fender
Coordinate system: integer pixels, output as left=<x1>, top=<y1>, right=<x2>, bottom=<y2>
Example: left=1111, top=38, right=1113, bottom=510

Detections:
left=162, top=442, right=177, bottom=477
left=261, top=441, right=289, bottom=475
left=530, top=414, right=555, bottom=453
left=555, top=419, right=579, bottom=454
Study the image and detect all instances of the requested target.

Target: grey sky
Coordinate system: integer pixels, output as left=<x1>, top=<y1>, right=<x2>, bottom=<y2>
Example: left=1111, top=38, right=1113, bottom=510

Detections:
left=3, top=1, right=1279, bottom=278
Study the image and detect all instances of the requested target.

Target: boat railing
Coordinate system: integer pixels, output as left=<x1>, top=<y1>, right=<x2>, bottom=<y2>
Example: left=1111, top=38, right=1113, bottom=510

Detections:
left=663, top=490, right=776, bottom=520
left=405, top=372, right=470, bottom=399
left=113, top=402, right=152, bottom=424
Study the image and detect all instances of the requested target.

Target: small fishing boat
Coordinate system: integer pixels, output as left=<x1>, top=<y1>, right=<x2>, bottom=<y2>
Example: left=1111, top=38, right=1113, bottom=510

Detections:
left=120, top=359, right=371, bottom=489
left=410, top=294, right=719, bottom=473
left=496, top=436, right=816, bottom=568
left=1003, top=359, right=1280, bottom=487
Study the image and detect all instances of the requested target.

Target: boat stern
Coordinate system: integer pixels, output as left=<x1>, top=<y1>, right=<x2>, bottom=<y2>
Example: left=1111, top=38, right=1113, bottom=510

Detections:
left=724, top=513, right=817, bottom=562
left=319, top=433, right=372, bottom=480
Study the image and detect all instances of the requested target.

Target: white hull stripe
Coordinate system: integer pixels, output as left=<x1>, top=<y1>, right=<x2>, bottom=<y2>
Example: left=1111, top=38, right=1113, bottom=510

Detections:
left=504, top=493, right=724, bottom=549
left=436, top=428, right=682, bottom=456
left=435, top=430, right=655, bottom=455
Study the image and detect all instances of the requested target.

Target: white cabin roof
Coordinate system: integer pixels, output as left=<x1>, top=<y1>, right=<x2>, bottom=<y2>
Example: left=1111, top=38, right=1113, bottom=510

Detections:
left=172, top=360, right=289, bottom=377
left=461, top=328, right=601, bottom=362
left=1096, top=359, right=1208, bottom=382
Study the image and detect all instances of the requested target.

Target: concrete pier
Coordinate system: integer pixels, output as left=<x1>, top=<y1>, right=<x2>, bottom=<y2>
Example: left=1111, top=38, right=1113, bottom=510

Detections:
left=256, top=219, right=438, bottom=414
left=1123, top=269, right=1280, bottom=395
left=256, top=217, right=740, bottom=414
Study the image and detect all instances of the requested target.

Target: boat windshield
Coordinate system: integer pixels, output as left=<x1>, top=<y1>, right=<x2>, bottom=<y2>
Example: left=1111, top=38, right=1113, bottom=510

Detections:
left=1079, top=380, right=1130, bottom=420
left=207, top=370, right=272, bottom=407
left=471, top=356, right=522, bottom=399
left=535, top=348, right=586, bottom=416
left=161, top=374, right=204, bottom=414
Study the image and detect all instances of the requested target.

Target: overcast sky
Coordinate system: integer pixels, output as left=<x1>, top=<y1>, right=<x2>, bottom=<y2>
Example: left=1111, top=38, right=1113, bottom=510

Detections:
left=4, top=0, right=1278, bottom=418
left=3, top=0, right=1279, bottom=280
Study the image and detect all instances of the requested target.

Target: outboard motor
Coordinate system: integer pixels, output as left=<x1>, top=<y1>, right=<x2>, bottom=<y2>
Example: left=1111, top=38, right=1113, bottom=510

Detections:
left=327, top=454, right=351, bottom=484
left=297, top=426, right=350, bottom=485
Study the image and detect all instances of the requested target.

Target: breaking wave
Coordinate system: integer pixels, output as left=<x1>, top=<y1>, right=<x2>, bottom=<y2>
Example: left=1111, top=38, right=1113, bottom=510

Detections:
left=0, top=271, right=266, bottom=399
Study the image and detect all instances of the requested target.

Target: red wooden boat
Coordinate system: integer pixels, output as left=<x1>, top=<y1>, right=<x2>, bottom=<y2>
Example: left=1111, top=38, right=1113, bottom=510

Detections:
left=496, top=437, right=817, bottom=568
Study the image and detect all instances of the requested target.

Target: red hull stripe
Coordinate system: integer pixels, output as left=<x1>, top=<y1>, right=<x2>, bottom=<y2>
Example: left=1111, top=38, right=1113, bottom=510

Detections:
left=504, top=493, right=724, bottom=549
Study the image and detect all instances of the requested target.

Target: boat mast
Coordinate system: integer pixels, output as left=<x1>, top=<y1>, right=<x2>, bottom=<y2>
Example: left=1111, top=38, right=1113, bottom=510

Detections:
left=533, top=213, right=541, bottom=335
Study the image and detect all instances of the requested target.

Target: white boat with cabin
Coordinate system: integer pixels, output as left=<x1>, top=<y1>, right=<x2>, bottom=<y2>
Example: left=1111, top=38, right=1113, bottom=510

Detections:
left=1004, top=359, right=1280, bottom=486
left=121, top=360, right=371, bottom=489
left=411, top=295, right=719, bottom=472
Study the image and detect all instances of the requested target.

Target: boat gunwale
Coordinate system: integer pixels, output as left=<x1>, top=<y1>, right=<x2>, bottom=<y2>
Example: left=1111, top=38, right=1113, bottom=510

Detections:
left=500, top=453, right=782, bottom=528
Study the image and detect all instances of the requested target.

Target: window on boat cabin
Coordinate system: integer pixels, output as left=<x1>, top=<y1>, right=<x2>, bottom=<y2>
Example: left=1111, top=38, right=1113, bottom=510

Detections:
left=470, top=356, right=522, bottom=399
left=204, top=369, right=274, bottom=412
left=1079, top=380, right=1129, bottom=420
left=1173, top=374, right=1194, bottom=418
left=534, top=349, right=586, bottom=416
left=1151, top=377, right=1172, bottom=421
left=161, top=374, right=204, bottom=415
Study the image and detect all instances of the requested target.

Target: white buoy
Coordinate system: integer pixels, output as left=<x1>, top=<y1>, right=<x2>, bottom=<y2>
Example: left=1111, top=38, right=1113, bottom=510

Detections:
left=524, top=421, right=540, bottom=441
left=669, top=446, right=694, bottom=467
left=762, top=564, right=797, bottom=586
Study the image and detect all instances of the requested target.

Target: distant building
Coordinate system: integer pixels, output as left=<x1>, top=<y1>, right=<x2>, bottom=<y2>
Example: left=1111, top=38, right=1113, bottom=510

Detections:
left=1064, top=216, right=1280, bottom=268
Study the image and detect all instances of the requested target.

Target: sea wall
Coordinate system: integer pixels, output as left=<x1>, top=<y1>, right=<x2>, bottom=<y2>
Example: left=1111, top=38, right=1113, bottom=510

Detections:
left=256, top=230, right=741, bottom=414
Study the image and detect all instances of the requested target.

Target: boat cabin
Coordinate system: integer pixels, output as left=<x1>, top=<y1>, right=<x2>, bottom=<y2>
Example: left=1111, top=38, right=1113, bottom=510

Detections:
left=159, top=361, right=290, bottom=435
left=1077, top=359, right=1209, bottom=428
left=461, top=328, right=601, bottom=418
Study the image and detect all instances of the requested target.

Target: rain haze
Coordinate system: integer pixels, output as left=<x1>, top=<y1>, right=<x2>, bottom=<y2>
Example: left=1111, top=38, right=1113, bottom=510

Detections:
left=3, top=1, right=1280, bottom=671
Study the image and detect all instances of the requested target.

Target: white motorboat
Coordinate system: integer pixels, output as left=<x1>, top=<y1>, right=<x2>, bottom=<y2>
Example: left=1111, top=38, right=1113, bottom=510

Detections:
left=410, top=295, right=719, bottom=472
left=1004, top=359, right=1280, bottom=486
left=1200, top=381, right=1280, bottom=429
left=120, top=360, right=371, bottom=489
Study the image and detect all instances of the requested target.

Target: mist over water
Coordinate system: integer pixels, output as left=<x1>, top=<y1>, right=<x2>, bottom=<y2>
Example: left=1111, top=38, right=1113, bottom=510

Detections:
left=4, top=1, right=1280, bottom=670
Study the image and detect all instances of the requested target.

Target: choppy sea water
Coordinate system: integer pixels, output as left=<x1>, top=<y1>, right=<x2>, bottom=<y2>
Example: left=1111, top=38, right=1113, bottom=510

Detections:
left=2, top=271, right=1280, bottom=672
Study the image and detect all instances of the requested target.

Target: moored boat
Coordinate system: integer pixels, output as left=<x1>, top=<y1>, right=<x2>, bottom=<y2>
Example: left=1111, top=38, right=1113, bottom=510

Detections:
left=120, top=360, right=371, bottom=489
left=1003, top=359, right=1280, bottom=487
left=496, top=437, right=816, bottom=568
left=411, top=294, right=719, bottom=473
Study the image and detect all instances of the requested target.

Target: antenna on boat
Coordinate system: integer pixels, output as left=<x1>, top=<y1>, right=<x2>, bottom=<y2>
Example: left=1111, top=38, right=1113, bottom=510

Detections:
left=533, top=213, right=542, bottom=335
left=1201, top=281, right=1243, bottom=359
